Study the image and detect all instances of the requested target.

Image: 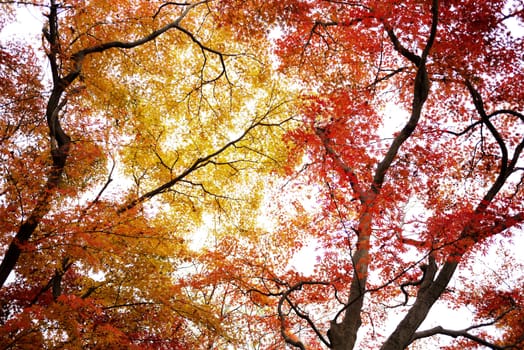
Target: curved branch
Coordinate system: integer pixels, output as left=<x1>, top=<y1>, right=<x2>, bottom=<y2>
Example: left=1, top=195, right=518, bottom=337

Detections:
left=444, top=107, right=523, bottom=137
left=384, top=25, right=421, bottom=66
left=412, top=326, right=505, bottom=349
left=118, top=106, right=292, bottom=213
left=315, top=127, right=367, bottom=202
left=465, top=80, right=509, bottom=177
left=412, top=307, right=520, bottom=350
left=464, top=80, right=524, bottom=215
left=367, top=66, right=408, bottom=89
left=488, top=109, right=524, bottom=122
left=66, top=1, right=210, bottom=84
left=278, top=281, right=333, bottom=349
left=373, top=0, right=437, bottom=192
left=153, top=1, right=202, bottom=19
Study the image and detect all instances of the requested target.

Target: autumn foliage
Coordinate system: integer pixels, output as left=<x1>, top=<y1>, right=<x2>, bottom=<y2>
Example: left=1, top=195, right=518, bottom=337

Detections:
left=1, top=0, right=523, bottom=349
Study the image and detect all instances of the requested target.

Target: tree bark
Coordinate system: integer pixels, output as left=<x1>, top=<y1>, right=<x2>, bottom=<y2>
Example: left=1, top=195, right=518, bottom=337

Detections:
left=380, top=259, right=457, bottom=350
left=327, top=3, right=439, bottom=348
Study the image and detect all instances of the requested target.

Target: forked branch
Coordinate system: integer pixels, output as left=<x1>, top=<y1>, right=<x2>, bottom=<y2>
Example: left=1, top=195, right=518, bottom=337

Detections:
left=278, top=280, right=333, bottom=349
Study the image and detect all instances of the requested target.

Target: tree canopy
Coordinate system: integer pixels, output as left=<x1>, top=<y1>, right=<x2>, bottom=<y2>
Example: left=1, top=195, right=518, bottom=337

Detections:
left=1, top=0, right=523, bottom=349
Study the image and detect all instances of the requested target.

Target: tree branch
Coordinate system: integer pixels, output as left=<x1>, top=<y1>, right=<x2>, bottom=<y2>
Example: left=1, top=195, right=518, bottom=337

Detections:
left=65, top=1, right=208, bottom=84
left=315, top=127, right=367, bottom=202
left=383, top=25, right=421, bottom=66
left=118, top=106, right=291, bottom=213
left=465, top=80, right=509, bottom=178
left=278, top=281, right=333, bottom=349
left=372, top=0, right=438, bottom=192
left=413, top=326, right=504, bottom=349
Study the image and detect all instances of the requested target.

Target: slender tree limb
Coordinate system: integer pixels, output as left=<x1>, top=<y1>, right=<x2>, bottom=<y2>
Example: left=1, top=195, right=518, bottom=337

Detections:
left=65, top=1, right=208, bottom=85
left=383, top=25, right=421, bottom=66
left=488, top=109, right=524, bottom=122
left=118, top=107, right=292, bottom=213
left=0, top=1, right=50, bottom=6
left=412, top=308, right=522, bottom=350
left=465, top=80, right=509, bottom=176
left=444, top=108, right=523, bottom=137
left=278, top=281, right=333, bottom=349
left=315, top=127, right=367, bottom=203
left=367, top=66, right=408, bottom=89
left=153, top=1, right=204, bottom=19
left=412, top=326, right=505, bottom=349
left=464, top=80, right=524, bottom=214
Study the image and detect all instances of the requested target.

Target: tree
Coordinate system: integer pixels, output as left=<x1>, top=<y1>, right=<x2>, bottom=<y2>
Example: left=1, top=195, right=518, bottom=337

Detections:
left=0, top=0, right=293, bottom=348
left=213, top=0, right=524, bottom=349
left=2, top=0, right=523, bottom=349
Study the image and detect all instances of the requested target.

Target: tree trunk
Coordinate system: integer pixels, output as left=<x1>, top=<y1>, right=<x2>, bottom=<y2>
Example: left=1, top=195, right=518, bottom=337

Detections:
left=380, top=261, right=458, bottom=350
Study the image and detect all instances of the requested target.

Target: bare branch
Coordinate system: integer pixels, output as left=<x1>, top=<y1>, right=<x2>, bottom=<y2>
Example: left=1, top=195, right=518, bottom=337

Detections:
left=152, top=1, right=205, bottom=19
left=412, top=308, right=522, bottom=350
left=89, top=159, right=115, bottom=206
left=383, top=25, right=421, bottom=66
left=367, top=66, right=408, bottom=89
left=413, top=326, right=505, bottom=349
left=0, top=0, right=50, bottom=7
left=465, top=80, right=509, bottom=177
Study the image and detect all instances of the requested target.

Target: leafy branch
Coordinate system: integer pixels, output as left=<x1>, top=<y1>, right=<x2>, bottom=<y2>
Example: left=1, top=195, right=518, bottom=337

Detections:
left=277, top=280, right=334, bottom=349
left=118, top=104, right=292, bottom=213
